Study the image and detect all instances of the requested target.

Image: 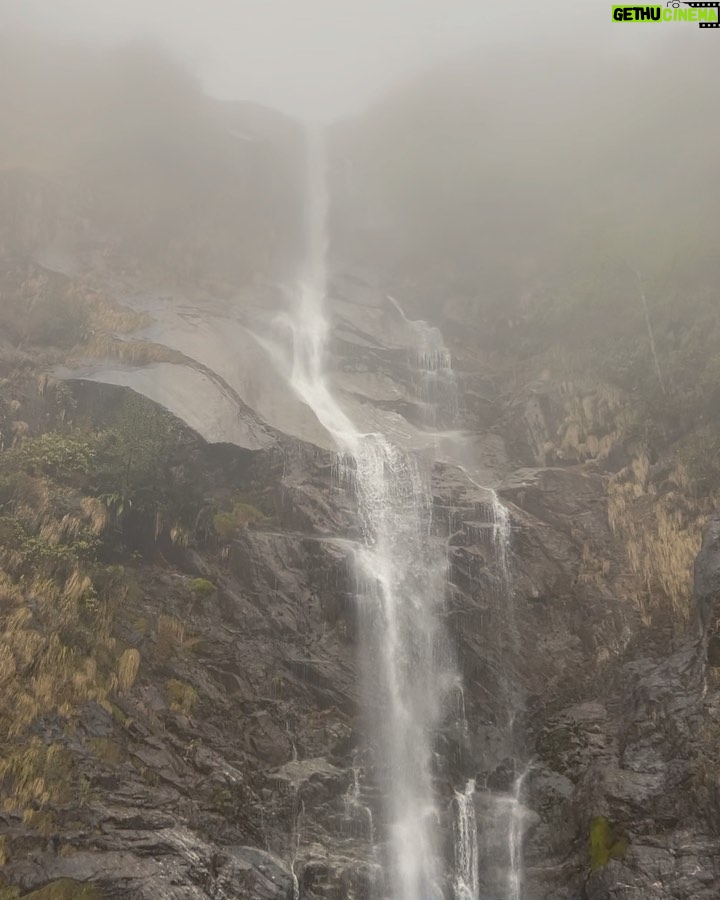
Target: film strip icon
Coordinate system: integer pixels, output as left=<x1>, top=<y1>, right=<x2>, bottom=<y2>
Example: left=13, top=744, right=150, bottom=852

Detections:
left=682, top=1, right=720, bottom=27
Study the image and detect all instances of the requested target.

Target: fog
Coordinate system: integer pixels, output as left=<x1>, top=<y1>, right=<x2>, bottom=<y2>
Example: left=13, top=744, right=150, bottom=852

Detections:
left=1, top=0, right=667, bottom=118
left=2, top=4, right=720, bottom=900
left=2, top=2, right=716, bottom=302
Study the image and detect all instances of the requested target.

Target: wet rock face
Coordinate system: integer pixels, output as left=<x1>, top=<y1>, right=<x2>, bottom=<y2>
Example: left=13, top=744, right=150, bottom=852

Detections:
left=516, top=516, right=720, bottom=900
left=695, top=512, right=720, bottom=644
left=7, top=840, right=294, bottom=900
left=3, top=368, right=719, bottom=900
left=433, top=369, right=720, bottom=899
left=0, top=432, right=363, bottom=899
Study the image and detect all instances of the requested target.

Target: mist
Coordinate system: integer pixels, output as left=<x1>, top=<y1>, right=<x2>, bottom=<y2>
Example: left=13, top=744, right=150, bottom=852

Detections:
left=1, top=4, right=720, bottom=900
left=1, top=0, right=667, bottom=117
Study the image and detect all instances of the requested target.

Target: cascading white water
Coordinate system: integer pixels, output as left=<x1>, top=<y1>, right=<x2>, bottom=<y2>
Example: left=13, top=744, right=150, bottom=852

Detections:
left=389, top=294, right=459, bottom=428
left=288, top=129, right=448, bottom=899
left=456, top=466, right=512, bottom=581
left=344, top=758, right=375, bottom=847
left=489, top=490, right=512, bottom=586
left=453, top=465, right=526, bottom=899
left=507, top=768, right=530, bottom=900
left=453, top=780, right=480, bottom=900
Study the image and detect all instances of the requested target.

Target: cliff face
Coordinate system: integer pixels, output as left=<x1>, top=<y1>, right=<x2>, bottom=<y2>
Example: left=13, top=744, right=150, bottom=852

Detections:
left=4, top=315, right=720, bottom=900
left=2, top=40, right=720, bottom=900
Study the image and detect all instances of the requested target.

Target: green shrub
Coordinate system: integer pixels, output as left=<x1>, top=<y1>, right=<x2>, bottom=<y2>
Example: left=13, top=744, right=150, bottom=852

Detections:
left=188, top=577, right=216, bottom=596
left=232, top=501, right=265, bottom=525
left=212, top=511, right=237, bottom=541
left=213, top=501, right=264, bottom=541
left=16, top=433, right=97, bottom=478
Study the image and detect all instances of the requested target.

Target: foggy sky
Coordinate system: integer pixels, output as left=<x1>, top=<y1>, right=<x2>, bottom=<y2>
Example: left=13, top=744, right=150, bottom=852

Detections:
left=0, top=0, right=668, bottom=119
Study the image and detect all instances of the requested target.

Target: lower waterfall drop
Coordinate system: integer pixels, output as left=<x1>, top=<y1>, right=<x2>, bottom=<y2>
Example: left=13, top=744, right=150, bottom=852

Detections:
left=507, top=766, right=531, bottom=900
left=453, top=780, right=480, bottom=900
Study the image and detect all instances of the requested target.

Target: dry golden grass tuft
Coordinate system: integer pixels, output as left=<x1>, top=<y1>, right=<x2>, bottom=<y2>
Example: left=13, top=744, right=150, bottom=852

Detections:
left=84, top=333, right=181, bottom=367
left=533, top=381, right=630, bottom=465
left=86, top=297, right=149, bottom=335
left=9, top=477, right=108, bottom=560
left=155, top=614, right=185, bottom=660
left=0, top=740, right=73, bottom=813
left=0, top=541, right=129, bottom=741
left=608, top=450, right=705, bottom=625
left=117, top=648, right=140, bottom=692
left=0, top=431, right=143, bottom=750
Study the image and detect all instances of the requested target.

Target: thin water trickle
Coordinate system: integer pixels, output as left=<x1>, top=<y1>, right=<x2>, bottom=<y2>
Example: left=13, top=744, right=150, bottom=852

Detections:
left=290, top=797, right=305, bottom=900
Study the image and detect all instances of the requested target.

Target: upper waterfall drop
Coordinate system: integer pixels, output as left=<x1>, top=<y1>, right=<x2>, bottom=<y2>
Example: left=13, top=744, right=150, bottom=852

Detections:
left=289, top=128, right=358, bottom=448
left=286, top=128, right=451, bottom=899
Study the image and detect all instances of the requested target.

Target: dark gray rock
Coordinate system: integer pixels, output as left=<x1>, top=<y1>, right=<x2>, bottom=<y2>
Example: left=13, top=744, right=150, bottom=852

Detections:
left=694, top=511, right=720, bottom=634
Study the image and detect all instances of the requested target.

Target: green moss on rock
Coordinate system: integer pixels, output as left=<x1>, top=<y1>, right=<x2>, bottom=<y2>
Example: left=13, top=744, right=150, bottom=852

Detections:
left=22, top=880, right=100, bottom=899
left=188, top=577, right=216, bottom=596
left=590, top=815, right=629, bottom=868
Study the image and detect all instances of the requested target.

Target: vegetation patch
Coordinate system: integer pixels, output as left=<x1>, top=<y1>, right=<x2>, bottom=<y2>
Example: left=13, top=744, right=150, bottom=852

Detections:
left=165, top=679, right=198, bottom=715
left=589, top=815, right=628, bottom=868
left=0, top=740, right=75, bottom=815
left=88, top=737, right=125, bottom=766
left=117, top=648, right=141, bottom=692
left=22, top=880, right=100, bottom=899
left=188, top=578, right=216, bottom=596
left=154, top=614, right=199, bottom=660
left=607, top=450, right=706, bottom=627
left=213, top=499, right=266, bottom=541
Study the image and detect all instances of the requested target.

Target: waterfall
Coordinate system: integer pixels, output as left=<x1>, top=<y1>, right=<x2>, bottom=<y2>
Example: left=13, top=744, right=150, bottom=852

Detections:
left=287, top=128, right=448, bottom=899
left=453, top=780, right=480, bottom=900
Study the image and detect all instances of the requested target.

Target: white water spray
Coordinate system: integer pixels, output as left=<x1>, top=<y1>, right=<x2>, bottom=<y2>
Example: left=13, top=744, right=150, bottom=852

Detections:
left=287, top=129, right=449, bottom=899
left=389, top=294, right=459, bottom=427
left=344, top=759, right=375, bottom=847
left=457, top=466, right=512, bottom=583
left=489, top=490, right=512, bottom=586
left=507, top=766, right=530, bottom=900
left=453, top=780, right=480, bottom=900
